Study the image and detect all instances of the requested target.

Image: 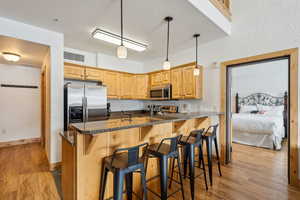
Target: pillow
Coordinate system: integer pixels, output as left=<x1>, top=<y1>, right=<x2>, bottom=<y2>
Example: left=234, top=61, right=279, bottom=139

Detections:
left=240, top=105, right=257, bottom=113
left=258, top=104, right=284, bottom=112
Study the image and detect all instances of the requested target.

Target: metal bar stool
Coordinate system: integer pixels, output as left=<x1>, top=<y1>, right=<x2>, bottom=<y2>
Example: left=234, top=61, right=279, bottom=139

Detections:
left=169, top=129, right=208, bottom=200
left=145, top=135, right=185, bottom=200
left=202, top=124, right=222, bottom=186
left=99, top=143, right=149, bottom=200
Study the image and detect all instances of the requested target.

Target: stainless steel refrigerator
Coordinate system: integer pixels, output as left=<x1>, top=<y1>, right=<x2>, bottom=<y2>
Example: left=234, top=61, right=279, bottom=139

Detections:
left=64, top=80, right=107, bottom=131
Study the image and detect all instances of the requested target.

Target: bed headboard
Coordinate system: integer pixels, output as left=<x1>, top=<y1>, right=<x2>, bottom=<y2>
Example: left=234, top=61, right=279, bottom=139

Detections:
left=235, top=92, right=288, bottom=113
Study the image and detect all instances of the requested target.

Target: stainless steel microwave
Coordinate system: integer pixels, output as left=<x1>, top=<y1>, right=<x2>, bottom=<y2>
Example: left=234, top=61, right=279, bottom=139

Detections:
left=150, top=85, right=172, bottom=99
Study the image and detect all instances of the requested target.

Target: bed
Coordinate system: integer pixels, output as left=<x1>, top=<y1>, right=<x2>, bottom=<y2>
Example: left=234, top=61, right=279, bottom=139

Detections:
left=232, top=92, right=288, bottom=150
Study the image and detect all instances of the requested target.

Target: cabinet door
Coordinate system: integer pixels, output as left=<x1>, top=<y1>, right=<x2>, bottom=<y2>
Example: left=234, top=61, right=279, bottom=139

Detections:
left=134, top=75, right=149, bottom=99
left=150, top=72, right=162, bottom=87
left=161, top=71, right=170, bottom=85
left=182, top=66, right=196, bottom=98
left=171, top=68, right=183, bottom=99
left=104, top=71, right=120, bottom=99
left=64, top=64, right=85, bottom=80
left=120, top=74, right=133, bottom=99
left=85, top=68, right=104, bottom=82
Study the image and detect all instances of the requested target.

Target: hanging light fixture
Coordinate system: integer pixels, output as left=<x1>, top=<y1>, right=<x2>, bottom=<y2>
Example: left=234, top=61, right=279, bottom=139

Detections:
left=163, top=16, right=173, bottom=70
left=193, top=34, right=200, bottom=76
left=117, top=0, right=127, bottom=59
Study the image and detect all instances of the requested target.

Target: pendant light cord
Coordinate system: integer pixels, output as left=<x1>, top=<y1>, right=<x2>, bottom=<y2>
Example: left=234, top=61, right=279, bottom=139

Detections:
left=166, top=19, right=170, bottom=61
left=120, top=0, right=124, bottom=46
left=196, top=36, right=198, bottom=66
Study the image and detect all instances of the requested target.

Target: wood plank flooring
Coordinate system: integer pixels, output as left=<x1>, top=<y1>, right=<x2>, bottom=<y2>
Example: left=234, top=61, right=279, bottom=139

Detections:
left=0, top=142, right=299, bottom=200
left=0, top=142, right=60, bottom=200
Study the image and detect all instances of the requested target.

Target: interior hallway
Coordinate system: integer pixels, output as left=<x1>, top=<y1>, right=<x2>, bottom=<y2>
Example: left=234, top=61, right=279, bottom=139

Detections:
left=0, top=142, right=300, bottom=200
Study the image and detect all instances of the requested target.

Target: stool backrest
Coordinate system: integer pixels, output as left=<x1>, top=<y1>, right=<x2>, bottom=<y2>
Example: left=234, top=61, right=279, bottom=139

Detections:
left=110, top=142, right=149, bottom=166
left=189, top=128, right=205, bottom=143
left=156, top=135, right=182, bottom=153
left=205, top=124, right=219, bottom=137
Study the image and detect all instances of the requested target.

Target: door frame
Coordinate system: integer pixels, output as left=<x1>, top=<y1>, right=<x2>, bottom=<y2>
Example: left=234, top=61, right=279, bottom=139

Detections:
left=219, top=48, right=299, bottom=186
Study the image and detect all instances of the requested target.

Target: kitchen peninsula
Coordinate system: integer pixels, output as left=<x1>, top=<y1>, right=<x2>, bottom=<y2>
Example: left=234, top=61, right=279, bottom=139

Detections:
left=61, top=111, right=223, bottom=200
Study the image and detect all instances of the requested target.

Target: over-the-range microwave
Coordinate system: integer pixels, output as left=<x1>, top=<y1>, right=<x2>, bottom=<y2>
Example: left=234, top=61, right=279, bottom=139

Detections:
left=150, top=84, right=172, bottom=100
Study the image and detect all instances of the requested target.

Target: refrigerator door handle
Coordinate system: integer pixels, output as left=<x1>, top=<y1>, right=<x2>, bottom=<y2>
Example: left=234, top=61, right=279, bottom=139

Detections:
left=82, top=97, right=86, bottom=122
left=85, top=97, right=89, bottom=122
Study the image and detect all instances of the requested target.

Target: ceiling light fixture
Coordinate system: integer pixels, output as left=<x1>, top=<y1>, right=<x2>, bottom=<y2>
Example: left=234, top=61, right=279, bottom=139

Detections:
left=2, top=52, right=21, bottom=62
left=92, top=29, right=147, bottom=52
left=117, top=0, right=127, bottom=58
left=163, top=16, right=173, bottom=70
left=193, top=34, right=200, bottom=76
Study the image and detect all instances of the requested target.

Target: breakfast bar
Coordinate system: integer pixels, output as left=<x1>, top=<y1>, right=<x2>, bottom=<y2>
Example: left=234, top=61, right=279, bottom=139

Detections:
left=61, top=112, right=223, bottom=200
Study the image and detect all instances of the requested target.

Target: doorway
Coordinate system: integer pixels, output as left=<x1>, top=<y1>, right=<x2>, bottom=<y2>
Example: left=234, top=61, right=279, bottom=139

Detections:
left=219, top=48, right=299, bottom=186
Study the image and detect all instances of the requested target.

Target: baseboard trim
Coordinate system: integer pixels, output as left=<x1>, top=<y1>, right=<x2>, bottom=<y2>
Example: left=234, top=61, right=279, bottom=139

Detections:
left=0, top=138, right=41, bottom=148
left=49, top=162, right=61, bottom=171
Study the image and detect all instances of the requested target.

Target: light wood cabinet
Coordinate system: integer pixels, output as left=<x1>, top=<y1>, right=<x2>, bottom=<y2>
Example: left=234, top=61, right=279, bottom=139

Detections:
left=171, top=64, right=203, bottom=99
left=150, top=71, right=170, bottom=88
left=119, top=73, right=133, bottom=99
left=64, top=64, right=85, bottom=80
left=134, top=74, right=149, bottom=99
left=85, top=68, right=104, bottom=82
left=171, top=68, right=183, bottom=99
left=103, top=71, right=120, bottom=99
left=64, top=62, right=202, bottom=100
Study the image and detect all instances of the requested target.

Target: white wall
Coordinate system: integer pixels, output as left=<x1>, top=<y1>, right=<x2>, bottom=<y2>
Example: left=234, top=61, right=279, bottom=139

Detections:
left=143, top=0, right=300, bottom=178
left=231, top=59, right=289, bottom=97
left=0, top=64, right=41, bottom=142
left=64, top=47, right=144, bottom=74
left=0, top=17, right=64, bottom=164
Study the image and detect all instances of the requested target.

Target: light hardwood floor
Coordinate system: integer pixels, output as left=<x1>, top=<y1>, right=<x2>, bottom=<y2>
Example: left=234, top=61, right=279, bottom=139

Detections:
left=0, top=142, right=60, bottom=200
left=0, top=142, right=299, bottom=200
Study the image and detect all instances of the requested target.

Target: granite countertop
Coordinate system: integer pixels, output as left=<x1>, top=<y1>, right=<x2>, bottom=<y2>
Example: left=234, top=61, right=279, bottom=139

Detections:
left=69, top=111, right=223, bottom=135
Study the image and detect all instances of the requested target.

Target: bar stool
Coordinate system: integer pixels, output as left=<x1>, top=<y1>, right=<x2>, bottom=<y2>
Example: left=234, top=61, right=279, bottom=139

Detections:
left=145, top=135, right=185, bottom=200
left=99, top=143, right=149, bottom=200
left=202, top=124, right=222, bottom=186
left=169, top=129, right=208, bottom=200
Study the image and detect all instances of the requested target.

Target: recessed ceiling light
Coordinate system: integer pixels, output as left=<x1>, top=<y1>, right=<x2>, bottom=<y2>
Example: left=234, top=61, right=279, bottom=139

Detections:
left=53, top=18, right=59, bottom=22
left=2, top=52, right=21, bottom=62
left=92, top=29, right=147, bottom=52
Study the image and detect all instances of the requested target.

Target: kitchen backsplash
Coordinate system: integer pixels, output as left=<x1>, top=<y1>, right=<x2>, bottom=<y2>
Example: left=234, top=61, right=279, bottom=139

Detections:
left=109, top=99, right=217, bottom=113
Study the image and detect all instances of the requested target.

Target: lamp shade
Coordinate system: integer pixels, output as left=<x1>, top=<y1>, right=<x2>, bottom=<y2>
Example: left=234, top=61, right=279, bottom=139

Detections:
left=193, top=67, right=200, bottom=76
left=117, top=45, right=127, bottom=59
left=163, top=60, right=171, bottom=70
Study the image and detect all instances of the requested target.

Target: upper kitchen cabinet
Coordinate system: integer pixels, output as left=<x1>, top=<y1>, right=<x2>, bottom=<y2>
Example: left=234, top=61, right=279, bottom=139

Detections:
left=150, top=71, right=170, bottom=88
left=103, top=71, right=120, bottom=99
left=64, top=63, right=85, bottom=80
left=134, top=74, right=149, bottom=99
left=171, top=63, right=203, bottom=99
left=85, top=68, right=104, bottom=82
left=119, top=73, right=134, bottom=99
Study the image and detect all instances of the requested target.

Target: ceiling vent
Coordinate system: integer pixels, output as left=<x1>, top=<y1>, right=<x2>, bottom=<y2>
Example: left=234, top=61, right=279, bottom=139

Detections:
left=64, top=51, right=85, bottom=62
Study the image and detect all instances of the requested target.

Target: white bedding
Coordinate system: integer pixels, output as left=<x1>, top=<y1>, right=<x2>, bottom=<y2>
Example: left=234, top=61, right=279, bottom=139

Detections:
left=232, top=113, right=285, bottom=149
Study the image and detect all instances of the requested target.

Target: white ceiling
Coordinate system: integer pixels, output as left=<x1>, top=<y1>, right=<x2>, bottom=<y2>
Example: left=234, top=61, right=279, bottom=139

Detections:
left=0, top=0, right=226, bottom=62
left=0, top=35, right=49, bottom=67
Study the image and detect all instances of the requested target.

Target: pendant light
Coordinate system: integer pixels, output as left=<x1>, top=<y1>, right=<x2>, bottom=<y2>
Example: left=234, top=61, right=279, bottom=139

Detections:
left=193, top=34, right=200, bottom=76
left=117, top=0, right=127, bottom=59
left=163, top=16, right=173, bottom=70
